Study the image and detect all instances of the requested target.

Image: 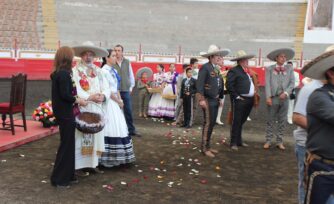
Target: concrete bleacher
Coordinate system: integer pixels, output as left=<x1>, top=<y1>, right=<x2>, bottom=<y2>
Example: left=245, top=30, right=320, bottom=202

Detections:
left=0, top=0, right=330, bottom=59
left=0, top=0, right=42, bottom=49
left=54, top=0, right=327, bottom=59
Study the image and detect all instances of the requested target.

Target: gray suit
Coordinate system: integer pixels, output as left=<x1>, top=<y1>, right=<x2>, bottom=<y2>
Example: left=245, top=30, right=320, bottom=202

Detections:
left=265, top=64, right=295, bottom=144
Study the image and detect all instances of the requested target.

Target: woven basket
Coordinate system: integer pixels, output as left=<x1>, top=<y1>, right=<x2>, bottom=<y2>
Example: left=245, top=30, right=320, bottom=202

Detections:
left=148, top=87, right=162, bottom=93
left=162, top=94, right=177, bottom=100
left=75, top=102, right=105, bottom=134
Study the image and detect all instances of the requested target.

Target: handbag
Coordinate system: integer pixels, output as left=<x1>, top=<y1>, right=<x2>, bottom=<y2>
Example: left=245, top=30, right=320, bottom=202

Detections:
left=290, top=88, right=296, bottom=100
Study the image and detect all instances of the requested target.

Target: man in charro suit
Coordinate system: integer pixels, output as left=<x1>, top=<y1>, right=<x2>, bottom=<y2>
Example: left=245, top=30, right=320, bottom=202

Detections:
left=196, top=45, right=230, bottom=158
left=264, top=48, right=295, bottom=150
left=226, top=50, right=257, bottom=151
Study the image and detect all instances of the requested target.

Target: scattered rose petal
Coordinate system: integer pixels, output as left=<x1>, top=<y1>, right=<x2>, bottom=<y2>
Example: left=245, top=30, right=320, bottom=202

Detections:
left=19, top=154, right=25, bottom=158
left=189, top=172, right=194, bottom=175
left=138, top=169, right=143, bottom=173
left=217, top=174, right=221, bottom=178
left=154, top=168, right=160, bottom=171
left=196, top=163, right=201, bottom=166
left=143, top=175, right=148, bottom=180
left=188, top=158, right=192, bottom=162
left=187, top=164, right=191, bottom=167
left=41, top=180, right=47, bottom=183
left=177, top=163, right=183, bottom=167
left=157, top=175, right=164, bottom=179
left=191, top=169, right=199, bottom=174
left=160, top=160, right=165, bottom=165
left=200, top=179, right=208, bottom=184
left=132, top=178, right=140, bottom=183
left=177, top=183, right=182, bottom=186
left=192, top=147, right=198, bottom=150
left=180, top=157, right=185, bottom=160
left=194, top=159, right=199, bottom=162
left=215, top=166, right=221, bottom=170
left=121, top=181, right=127, bottom=185
left=1, top=160, right=7, bottom=163
left=162, top=169, right=167, bottom=172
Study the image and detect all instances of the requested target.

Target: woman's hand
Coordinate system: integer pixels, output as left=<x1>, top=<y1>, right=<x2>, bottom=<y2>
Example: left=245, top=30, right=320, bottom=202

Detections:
left=76, top=98, right=88, bottom=106
left=118, top=99, right=124, bottom=109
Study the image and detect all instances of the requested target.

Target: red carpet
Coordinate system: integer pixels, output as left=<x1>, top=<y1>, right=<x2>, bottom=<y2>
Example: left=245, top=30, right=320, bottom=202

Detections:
left=0, top=120, right=58, bottom=152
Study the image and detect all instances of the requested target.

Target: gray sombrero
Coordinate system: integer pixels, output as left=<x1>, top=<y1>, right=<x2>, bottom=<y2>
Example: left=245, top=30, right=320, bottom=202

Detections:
left=72, top=41, right=108, bottom=58
left=230, top=50, right=255, bottom=61
left=200, top=45, right=230, bottom=58
left=136, top=67, right=153, bottom=79
left=301, top=45, right=334, bottom=80
left=267, top=48, right=295, bottom=61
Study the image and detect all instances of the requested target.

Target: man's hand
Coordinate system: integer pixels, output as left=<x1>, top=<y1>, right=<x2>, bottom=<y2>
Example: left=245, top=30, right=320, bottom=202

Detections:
left=186, top=92, right=190, bottom=96
left=219, top=100, right=224, bottom=107
left=266, top=97, right=272, bottom=106
left=199, top=100, right=207, bottom=109
left=279, top=92, right=287, bottom=100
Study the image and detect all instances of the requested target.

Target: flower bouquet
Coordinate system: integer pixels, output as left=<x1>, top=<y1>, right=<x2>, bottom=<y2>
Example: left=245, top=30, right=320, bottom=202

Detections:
left=32, top=101, right=57, bottom=128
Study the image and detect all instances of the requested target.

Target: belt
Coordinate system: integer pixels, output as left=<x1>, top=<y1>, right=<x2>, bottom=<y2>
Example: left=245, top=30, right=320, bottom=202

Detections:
left=307, top=151, right=334, bottom=165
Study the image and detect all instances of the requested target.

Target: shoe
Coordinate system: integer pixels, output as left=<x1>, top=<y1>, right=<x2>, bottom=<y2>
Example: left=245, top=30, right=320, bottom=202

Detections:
left=55, top=184, right=70, bottom=189
left=276, top=144, right=285, bottom=150
left=241, top=143, right=249, bottom=147
left=231, top=146, right=238, bottom=151
left=139, top=113, right=143, bottom=117
left=92, top=168, right=104, bottom=174
left=263, top=143, right=271, bottom=149
left=185, top=125, right=191, bottom=129
left=209, top=148, right=218, bottom=154
left=288, top=120, right=293, bottom=124
left=247, top=117, right=251, bottom=121
left=75, top=170, right=89, bottom=177
left=130, top=132, right=142, bottom=137
left=204, top=151, right=215, bottom=158
left=216, top=121, right=224, bottom=125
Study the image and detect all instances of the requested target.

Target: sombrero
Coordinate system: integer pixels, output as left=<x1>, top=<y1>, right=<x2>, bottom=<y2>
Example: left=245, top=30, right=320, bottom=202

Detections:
left=136, top=67, right=153, bottom=79
left=72, top=41, right=108, bottom=58
left=200, top=45, right=230, bottom=58
left=267, top=48, right=295, bottom=61
left=230, top=50, right=255, bottom=61
left=301, top=45, right=334, bottom=80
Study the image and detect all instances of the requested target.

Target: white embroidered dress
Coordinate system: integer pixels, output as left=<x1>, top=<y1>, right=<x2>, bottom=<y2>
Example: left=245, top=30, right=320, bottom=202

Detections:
left=72, top=62, right=110, bottom=169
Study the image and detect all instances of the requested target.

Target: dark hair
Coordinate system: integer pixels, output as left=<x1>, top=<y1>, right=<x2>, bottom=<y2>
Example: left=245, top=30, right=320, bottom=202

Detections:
left=158, top=64, right=164, bottom=71
left=53, top=46, right=74, bottom=73
left=101, top=49, right=112, bottom=68
left=190, top=58, right=198, bottom=65
left=287, top=61, right=293, bottom=65
left=185, top=67, right=192, bottom=73
left=182, top=64, right=189, bottom=70
left=114, top=44, right=124, bottom=51
left=325, top=66, right=334, bottom=80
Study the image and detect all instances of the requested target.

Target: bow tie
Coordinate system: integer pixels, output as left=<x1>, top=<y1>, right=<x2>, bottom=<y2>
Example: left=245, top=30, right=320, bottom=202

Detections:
left=275, top=66, right=286, bottom=73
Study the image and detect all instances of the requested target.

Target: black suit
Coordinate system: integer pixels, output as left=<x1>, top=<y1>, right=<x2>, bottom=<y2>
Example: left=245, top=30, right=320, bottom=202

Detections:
left=181, top=77, right=197, bottom=127
left=196, top=62, right=224, bottom=152
left=50, top=70, right=76, bottom=186
left=226, top=65, right=254, bottom=146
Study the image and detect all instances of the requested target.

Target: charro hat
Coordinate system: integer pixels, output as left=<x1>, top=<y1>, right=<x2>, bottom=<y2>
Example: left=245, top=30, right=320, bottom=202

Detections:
left=230, top=50, right=255, bottom=61
left=72, top=41, right=108, bottom=58
left=267, top=48, right=295, bottom=61
left=200, top=45, right=230, bottom=58
left=301, top=45, right=334, bottom=80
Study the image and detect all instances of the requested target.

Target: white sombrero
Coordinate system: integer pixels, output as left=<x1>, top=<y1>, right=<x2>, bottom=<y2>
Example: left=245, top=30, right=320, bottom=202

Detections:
left=301, top=45, right=334, bottom=80
left=72, top=41, right=108, bottom=58
left=230, top=50, right=255, bottom=61
left=200, top=45, right=230, bottom=57
left=136, top=67, right=153, bottom=79
left=267, top=48, right=295, bottom=61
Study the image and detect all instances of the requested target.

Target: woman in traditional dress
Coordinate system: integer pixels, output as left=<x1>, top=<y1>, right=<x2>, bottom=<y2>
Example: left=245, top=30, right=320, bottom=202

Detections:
left=50, top=46, right=87, bottom=188
left=71, top=42, right=110, bottom=176
left=148, top=64, right=165, bottom=117
left=99, top=49, right=135, bottom=167
left=160, top=63, right=178, bottom=118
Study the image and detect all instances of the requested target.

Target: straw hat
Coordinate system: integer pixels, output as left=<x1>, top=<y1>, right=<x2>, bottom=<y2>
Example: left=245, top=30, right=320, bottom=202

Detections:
left=200, top=45, right=230, bottom=57
left=136, top=67, right=153, bottom=79
left=72, top=41, right=108, bottom=58
left=301, top=45, right=334, bottom=80
left=267, top=48, right=295, bottom=61
left=230, top=50, right=255, bottom=61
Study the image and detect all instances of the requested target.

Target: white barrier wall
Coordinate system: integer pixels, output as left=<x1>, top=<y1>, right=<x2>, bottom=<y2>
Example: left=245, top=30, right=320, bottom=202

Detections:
left=186, top=0, right=307, bottom=3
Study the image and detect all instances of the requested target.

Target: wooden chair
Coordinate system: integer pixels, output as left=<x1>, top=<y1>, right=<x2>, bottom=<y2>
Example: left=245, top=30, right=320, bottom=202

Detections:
left=0, top=73, right=27, bottom=135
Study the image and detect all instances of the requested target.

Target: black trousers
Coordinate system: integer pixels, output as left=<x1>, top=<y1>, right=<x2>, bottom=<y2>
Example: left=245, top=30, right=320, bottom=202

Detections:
left=201, top=98, right=219, bottom=152
left=182, top=95, right=193, bottom=126
left=50, top=118, right=75, bottom=186
left=230, top=96, right=254, bottom=146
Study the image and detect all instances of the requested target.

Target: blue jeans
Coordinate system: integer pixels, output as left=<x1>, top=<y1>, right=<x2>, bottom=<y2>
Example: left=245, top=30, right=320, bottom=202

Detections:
left=326, top=194, right=334, bottom=204
left=120, top=91, right=136, bottom=135
left=295, top=144, right=306, bottom=204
